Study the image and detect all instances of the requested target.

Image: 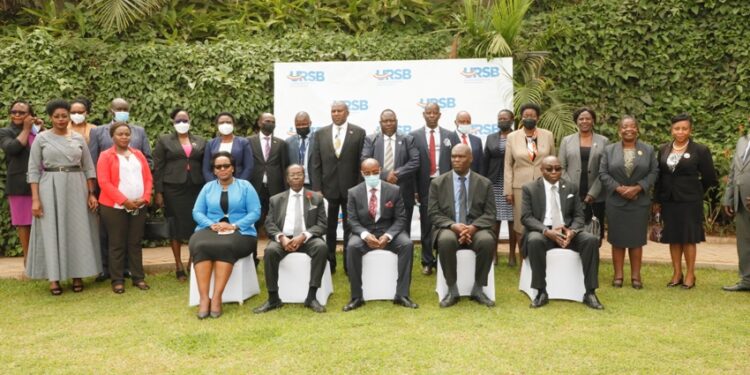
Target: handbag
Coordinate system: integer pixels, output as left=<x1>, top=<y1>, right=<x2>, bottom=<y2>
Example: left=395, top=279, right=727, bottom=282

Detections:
left=584, top=215, right=601, bottom=236
left=649, top=212, right=663, bottom=242
left=144, top=212, right=171, bottom=241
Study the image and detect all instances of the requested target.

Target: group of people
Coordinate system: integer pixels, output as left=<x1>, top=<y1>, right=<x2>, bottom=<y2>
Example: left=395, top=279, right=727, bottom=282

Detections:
left=2, top=96, right=747, bottom=319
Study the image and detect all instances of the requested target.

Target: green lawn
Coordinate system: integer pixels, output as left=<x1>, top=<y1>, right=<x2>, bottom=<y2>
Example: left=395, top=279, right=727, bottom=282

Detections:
left=1, top=254, right=749, bottom=374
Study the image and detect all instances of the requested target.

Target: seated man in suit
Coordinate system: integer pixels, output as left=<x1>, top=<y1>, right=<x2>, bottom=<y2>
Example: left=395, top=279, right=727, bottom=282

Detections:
left=521, top=155, right=603, bottom=310
left=428, top=144, right=496, bottom=308
left=253, top=164, right=328, bottom=313
left=342, top=158, right=417, bottom=311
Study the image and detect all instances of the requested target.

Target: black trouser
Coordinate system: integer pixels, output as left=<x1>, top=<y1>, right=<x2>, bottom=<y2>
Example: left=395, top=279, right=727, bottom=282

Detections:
left=253, top=183, right=271, bottom=264
left=418, top=198, right=435, bottom=267
left=325, top=197, right=350, bottom=272
left=526, top=231, right=600, bottom=291
left=346, top=232, right=414, bottom=299
left=263, top=237, right=328, bottom=293
left=436, top=229, right=495, bottom=287
left=100, top=206, right=146, bottom=284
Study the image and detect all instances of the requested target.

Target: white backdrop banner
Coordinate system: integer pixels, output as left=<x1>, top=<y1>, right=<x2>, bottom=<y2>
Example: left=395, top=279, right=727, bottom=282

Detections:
left=273, top=58, right=513, bottom=240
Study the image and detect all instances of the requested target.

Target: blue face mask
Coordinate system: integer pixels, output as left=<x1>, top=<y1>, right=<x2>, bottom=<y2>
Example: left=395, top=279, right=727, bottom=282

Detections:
left=114, top=111, right=129, bottom=122
left=364, top=175, right=380, bottom=188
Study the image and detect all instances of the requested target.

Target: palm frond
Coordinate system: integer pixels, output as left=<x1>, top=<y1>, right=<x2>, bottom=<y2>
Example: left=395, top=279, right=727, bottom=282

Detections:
left=86, top=0, right=167, bottom=33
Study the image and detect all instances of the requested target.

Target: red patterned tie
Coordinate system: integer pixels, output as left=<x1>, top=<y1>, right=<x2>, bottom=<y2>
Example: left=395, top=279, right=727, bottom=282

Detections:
left=369, top=188, right=377, bottom=220
left=462, top=134, right=468, bottom=145
left=429, top=130, right=436, bottom=175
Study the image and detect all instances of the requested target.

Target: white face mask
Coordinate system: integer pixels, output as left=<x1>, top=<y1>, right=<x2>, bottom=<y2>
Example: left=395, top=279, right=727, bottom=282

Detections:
left=70, top=113, right=86, bottom=125
left=174, top=121, right=190, bottom=134
left=218, top=123, right=234, bottom=136
left=458, top=124, right=473, bottom=135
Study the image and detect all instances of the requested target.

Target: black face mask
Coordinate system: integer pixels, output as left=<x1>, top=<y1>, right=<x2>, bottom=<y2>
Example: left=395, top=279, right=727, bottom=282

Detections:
left=498, top=120, right=513, bottom=132
left=296, top=127, right=311, bottom=138
left=260, top=124, right=275, bottom=135
left=522, top=118, right=537, bottom=129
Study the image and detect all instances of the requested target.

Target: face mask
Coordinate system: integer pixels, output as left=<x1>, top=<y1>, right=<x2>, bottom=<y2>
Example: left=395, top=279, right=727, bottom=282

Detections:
left=498, top=120, right=513, bottom=131
left=522, top=118, right=537, bottom=129
left=218, top=123, right=234, bottom=135
left=296, top=127, right=311, bottom=137
left=260, top=124, right=275, bottom=135
left=70, top=113, right=86, bottom=125
left=457, top=124, right=472, bottom=135
left=364, top=175, right=380, bottom=188
left=174, top=121, right=190, bottom=134
left=114, top=111, right=129, bottom=123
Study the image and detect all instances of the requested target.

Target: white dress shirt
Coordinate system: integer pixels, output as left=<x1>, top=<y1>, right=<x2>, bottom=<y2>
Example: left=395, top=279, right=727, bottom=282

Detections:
left=425, top=126, right=442, bottom=177
left=360, top=181, right=393, bottom=242
left=219, top=141, right=233, bottom=153
left=278, top=189, right=312, bottom=242
left=542, top=179, right=564, bottom=227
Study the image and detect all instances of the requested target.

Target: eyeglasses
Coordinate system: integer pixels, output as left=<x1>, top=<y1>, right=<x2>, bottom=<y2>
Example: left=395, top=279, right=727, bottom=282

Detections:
left=214, top=164, right=232, bottom=170
left=10, top=110, right=28, bottom=116
left=544, top=166, right=563, bottom=172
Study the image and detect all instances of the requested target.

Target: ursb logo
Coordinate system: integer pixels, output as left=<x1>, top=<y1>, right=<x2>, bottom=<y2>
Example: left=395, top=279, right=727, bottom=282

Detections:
left=287, top=71, right=325, bottom=82
left=417, top=97, right=456, bottom=109
left=460, top=66, right=500, bottom=79
left=372, top=69, right=412, bottom=81
left=341, top=99, right=369, bottom=111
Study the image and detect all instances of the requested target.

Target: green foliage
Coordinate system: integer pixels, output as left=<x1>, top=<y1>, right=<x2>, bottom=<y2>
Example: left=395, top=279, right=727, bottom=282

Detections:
left=0, top=29, right=450, bottom=255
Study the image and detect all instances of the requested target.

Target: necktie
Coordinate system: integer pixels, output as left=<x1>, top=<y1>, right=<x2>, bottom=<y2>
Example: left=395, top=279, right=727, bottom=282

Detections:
left=429, top=130, right=436, bottom=175
left=292, top=193, right=303, bottom=236
left=462, top=134, right=468, bottom=145
left=298, top=137, right=307, bottom=164
left=334, top=127, right=342, bottom=158
left=369, top=188, right=377, bottom=220
left=550, top=185, right=563, bottom=228
left=264, top=137, right=271, bottom=161
left=458, top=176, right=467, bottom=223
left=384, top=137, right=394, bottom=172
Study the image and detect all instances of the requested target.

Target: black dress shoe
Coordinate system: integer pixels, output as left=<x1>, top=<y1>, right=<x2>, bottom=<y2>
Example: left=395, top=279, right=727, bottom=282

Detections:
left=95, top=273, right=109, bottom=282
left=530, top=291, right=549, bottom=308
left=439, top=293, right=459, bottom=308
left=722, top=283, right=750, bottom=292
left=394, top=295, right=419, bottom=309
left=304, top=299, right=326, bottom=313
left=421, top=266, right=433, bottom=276
left=470, top=292, right=496, bottom=307
left=343, top=298, right=365, bottom=312
left=582, top=292, right=604, bottom=310
left=253, top=299, right=283, bottom=314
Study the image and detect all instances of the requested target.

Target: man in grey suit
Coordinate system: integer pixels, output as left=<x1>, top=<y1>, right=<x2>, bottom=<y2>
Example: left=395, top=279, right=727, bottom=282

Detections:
left=429, top=144, right=496, bottom=308
left=253, top=164, right=328, bottom=313
left=522, top=156, right=603, bottom=309
left=342, top=158, right=417, bottom=311
left=361, top=109, right=420, bottom=231
left=89, top=97, right=152, bottom=282
left=309, top=101, right=367, bottom=274
left=410, top=103, right=454, bottom=275
left=722, top=129, right=750, bottom=292
left=285, top=111, right=315, bottom=189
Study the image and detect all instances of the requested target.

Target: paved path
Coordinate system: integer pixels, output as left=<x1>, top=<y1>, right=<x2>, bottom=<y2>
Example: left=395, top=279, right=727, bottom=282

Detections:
left=0, top=236, right=739, bottom=280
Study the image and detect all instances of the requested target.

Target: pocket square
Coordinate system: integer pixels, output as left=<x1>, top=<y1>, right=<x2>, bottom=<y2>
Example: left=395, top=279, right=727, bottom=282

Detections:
left=309, top=205, right=318, bottom=210
left=567, top=194, right=574, bottom=198
left=385, top=201, right=394, bottom=208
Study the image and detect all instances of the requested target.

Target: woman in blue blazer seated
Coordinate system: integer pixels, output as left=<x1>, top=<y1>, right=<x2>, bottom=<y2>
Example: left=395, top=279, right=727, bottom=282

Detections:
left=202, top=112, right=254, bottom=182
left=189, top=151, right=261, bottom=319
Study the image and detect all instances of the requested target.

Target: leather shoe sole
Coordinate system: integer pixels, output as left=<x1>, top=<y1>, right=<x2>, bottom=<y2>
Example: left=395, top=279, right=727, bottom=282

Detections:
left=253, top=300, right=283, bottom=314
left=342, top=298, right=365, bottom=312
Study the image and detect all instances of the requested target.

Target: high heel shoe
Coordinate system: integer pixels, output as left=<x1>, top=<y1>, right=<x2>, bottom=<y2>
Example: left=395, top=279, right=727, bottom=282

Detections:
left=197, top=299, right=211, bottom=320
left=667, top=275, right=683, bottom=288
left=631, top=278, right=643, bottom=290
left=682, top=277, right=696, bottom=289
left=612, top=278, right=624, bottom=288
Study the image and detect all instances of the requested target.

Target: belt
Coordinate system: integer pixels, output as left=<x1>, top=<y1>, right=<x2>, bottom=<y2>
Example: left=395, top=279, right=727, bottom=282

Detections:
left=44, top=166, right=82, bottom=172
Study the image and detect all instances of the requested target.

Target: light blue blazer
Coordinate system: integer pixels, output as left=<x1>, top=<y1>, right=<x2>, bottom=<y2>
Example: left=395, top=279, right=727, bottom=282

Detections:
left=193, top=178, right=261, bottom=236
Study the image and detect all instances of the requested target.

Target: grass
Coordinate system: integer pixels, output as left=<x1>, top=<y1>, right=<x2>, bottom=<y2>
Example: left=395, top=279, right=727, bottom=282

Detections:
left=1, top=252, right=749, bottom=374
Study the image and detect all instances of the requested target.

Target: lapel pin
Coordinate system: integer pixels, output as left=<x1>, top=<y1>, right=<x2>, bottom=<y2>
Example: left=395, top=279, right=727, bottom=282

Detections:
left=683, top=153, right=691, bottom=159
left=637, top=150, right=643, bottom=156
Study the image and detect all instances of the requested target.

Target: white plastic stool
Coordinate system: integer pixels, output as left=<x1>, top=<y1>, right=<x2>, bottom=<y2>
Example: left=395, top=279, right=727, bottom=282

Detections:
left=518, top=248, right=586, bottom=302
left=361, top=249, right=398, bottom=301
left=436, top=249, right=495, bottom=301
left=278, top=252, right=334, bottom=305
left=188, top=255, right=260, bottom=306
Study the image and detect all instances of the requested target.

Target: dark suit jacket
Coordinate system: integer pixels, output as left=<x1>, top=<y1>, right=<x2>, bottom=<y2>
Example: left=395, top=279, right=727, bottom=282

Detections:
left=654, top=140, right=718, bottom=203
left=347, top=181, right=406, bottom=240
left=153, top=132, right=206, bottom=193
left=724, top=135, right=750, bottom=210
left=265, top=188, right=327, bottom=241
left=410, top=126, right=453, bottom=204
left=360, top=132, right=420, bottom=205
left=89, top=122, right=152, bottom=169
left=310, top=123, right=366, bottom=199
left=599, top=140, right=658, bottom=208
left=427, top=171, right=496, bottom=248
left=203, top=136, right=254, bottom=182
left=520, top=177, right=586, bottom=256
left=0, top=125, right=33, bottom=195
left=286, top=132, right=316, bottom=166
left=447, top=130, right=483, bottom=173
left=248, top=134, right=289, bottom=196
left=481, top=131, right=508, bottom=182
